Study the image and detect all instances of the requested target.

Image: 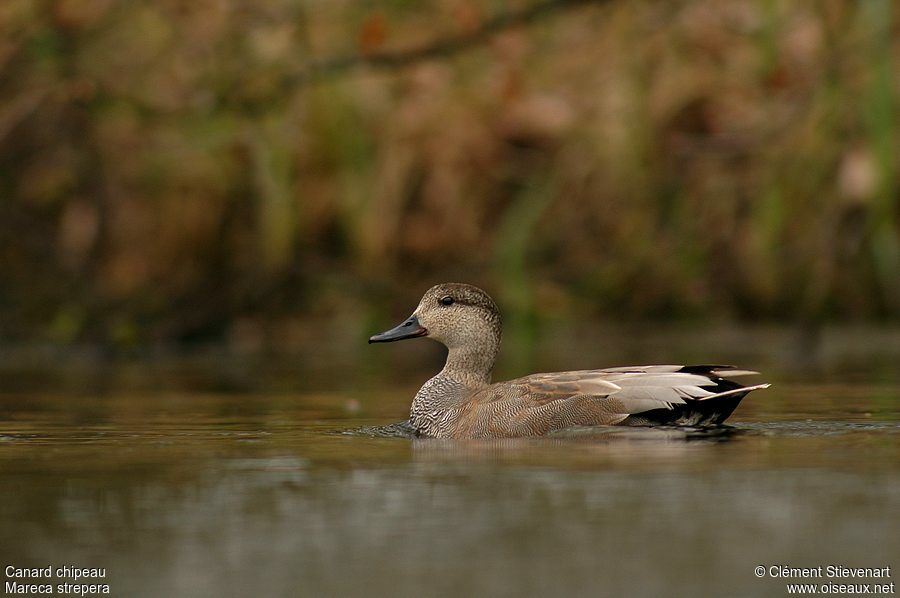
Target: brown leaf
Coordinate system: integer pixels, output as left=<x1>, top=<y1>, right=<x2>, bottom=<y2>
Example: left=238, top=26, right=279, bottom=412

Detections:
left=359, top=12, right=388, bottom=55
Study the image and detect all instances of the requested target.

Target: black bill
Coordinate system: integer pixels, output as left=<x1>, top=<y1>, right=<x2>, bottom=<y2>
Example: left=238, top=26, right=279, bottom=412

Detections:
left=368, top=315, right=428, bottom=343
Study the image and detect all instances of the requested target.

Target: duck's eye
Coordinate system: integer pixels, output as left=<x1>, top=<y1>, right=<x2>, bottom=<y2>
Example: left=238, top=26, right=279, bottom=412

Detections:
left=439, top=296, right=454, bottom=306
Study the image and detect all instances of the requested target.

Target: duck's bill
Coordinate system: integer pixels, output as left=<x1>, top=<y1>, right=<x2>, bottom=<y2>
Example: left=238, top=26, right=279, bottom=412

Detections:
left=368, top=315, right=428, bottom=343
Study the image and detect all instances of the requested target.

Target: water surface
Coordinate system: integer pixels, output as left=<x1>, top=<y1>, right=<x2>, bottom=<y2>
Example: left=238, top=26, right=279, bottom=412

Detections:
left=1, top=334, right=898, bottom=597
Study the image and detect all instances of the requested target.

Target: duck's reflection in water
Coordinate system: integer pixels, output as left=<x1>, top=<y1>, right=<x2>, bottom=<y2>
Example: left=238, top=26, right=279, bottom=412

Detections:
left=398, top=424, right=740, bottom=469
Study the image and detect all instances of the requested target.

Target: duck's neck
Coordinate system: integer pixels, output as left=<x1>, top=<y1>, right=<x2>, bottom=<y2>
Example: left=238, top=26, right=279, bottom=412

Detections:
left=440, top=341, right=499, bottom=387
left=411, top=334, right=500, bottom=413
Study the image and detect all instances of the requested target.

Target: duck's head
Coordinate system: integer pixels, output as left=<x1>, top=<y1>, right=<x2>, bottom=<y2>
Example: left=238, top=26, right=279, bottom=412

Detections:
left=368, top=283, right=502, bottom=349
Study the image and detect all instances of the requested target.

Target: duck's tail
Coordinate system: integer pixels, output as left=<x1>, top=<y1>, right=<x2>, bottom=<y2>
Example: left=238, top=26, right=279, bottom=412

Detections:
left=623, top=366, right=770, bottom=426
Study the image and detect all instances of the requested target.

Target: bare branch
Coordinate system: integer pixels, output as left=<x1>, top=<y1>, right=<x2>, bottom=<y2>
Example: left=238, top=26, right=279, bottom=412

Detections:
left=283, top=0, right=605, bottom=89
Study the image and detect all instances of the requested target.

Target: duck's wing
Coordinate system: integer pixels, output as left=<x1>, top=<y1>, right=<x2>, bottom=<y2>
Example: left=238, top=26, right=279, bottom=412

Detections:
left=465, top=365, right=767, bottom=430
left=594, top=364, right=761, bottom=379
left=507, top=367, right=722, bottom=413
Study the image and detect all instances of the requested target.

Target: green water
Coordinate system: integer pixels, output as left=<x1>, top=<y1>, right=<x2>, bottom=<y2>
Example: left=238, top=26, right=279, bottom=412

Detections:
left=1, top=330, right=899, bottom=597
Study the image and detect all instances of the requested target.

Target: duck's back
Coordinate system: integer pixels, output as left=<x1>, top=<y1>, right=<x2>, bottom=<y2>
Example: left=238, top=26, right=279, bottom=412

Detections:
left=445, top=365, right=768, bottom=438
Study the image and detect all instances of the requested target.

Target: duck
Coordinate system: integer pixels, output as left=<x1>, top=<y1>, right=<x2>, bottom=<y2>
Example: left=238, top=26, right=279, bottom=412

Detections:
left=369, top=283, right=769, bottom=439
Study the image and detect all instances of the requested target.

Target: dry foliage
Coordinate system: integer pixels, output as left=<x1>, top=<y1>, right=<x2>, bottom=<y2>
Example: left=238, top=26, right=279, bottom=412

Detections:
left=0, top=0, right=898, bottom=347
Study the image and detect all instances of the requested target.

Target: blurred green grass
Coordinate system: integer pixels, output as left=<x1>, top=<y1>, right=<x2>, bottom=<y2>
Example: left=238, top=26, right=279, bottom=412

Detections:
left=0, top=0, right=897, bottom=350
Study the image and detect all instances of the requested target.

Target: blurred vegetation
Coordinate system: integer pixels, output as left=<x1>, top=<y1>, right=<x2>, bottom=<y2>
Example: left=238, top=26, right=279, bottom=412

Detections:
left=0, top=0, right=898, bottom=351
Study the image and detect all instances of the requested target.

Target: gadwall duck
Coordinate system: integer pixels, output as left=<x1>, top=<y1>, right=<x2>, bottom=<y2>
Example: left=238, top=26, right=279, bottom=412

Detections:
left=370, top=283, right=769, bottom=439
